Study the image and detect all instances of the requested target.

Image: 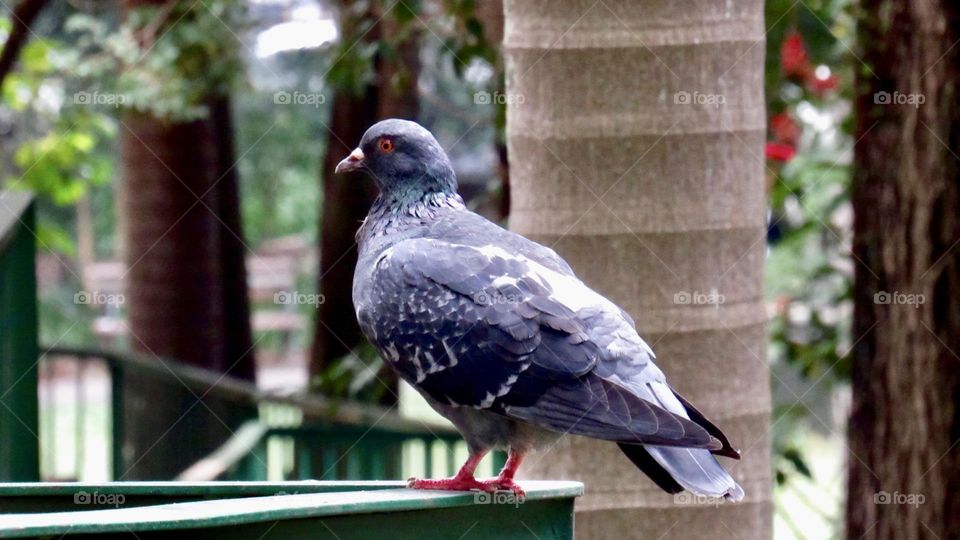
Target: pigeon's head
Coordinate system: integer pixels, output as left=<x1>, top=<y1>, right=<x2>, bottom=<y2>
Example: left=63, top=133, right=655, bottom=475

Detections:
left=335, top=119, right=457, bottom=196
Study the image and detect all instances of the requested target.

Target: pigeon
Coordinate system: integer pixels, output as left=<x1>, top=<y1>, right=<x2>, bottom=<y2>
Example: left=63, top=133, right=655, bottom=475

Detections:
left=338, top=119, right=744, bottom=501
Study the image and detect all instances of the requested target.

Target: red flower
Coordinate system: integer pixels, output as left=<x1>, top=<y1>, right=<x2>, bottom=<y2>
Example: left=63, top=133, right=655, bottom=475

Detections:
left=780, top=32, right=810, bottom=78
left=770, top=113, right=799, bottom=146
left=765, top=142, right=796, bottom=162
left=808, top=72, right=839, bottom=96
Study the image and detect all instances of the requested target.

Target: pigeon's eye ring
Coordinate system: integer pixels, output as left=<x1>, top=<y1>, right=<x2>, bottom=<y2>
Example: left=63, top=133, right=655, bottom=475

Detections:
left=378, top=138, right=394, bottom=153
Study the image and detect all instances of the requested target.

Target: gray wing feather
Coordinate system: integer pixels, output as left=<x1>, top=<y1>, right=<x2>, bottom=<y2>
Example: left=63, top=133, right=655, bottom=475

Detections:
left=362, top=238, right=718, bottom=449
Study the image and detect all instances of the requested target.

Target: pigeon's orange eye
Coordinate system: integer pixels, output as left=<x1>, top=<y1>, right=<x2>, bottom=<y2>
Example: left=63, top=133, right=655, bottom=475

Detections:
left=379, top=138, right=394, bottom=153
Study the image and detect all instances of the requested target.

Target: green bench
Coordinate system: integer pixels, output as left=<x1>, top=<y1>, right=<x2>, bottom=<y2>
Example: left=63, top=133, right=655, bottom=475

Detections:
left=0, top=481, right=582, bottom=539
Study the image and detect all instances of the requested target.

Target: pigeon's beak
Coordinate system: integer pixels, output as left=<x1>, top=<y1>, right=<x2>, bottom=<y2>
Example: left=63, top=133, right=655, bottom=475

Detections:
left=335, top=147, right=365, bottom=174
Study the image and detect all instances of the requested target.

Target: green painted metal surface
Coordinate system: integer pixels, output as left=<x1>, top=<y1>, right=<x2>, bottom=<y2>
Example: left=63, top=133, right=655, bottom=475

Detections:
left=0, top=193, right=39, bottom=482
left=0, top=481, right=582, bottom=539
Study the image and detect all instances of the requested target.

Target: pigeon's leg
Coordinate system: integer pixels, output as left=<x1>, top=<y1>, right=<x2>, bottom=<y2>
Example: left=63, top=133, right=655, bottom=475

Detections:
left=407, top=449, right=489, bottom=491
left=481, top=447, right=526, bottom=496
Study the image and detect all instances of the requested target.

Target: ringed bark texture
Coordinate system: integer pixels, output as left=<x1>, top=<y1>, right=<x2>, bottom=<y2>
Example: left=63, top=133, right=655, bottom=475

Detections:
left=504, top=1, right=772, bottom=538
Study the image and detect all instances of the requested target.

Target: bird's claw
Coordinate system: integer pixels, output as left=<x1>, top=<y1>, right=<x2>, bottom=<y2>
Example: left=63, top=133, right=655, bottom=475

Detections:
left=405, top=475, right=524, bottom=497
left=406, top=475, right=488, bottom=491
left=479, top=478, right=525, bottom=497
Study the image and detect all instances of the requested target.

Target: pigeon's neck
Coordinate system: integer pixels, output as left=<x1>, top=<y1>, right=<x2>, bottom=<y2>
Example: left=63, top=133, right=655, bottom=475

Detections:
left=358, top=189, right=465, bottom=247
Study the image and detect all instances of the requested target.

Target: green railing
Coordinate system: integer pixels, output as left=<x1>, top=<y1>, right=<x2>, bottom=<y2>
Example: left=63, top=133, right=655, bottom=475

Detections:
left=0, top=192, right=39, bottom=482
left=0, top=480, right=583, bottom=539
left=178, top=419, right=508, bottom=484
left=42, top=346, right=505, bottom=482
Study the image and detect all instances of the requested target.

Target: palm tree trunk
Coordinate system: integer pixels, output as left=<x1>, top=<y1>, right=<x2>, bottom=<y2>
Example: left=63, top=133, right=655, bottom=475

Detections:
left=504, top=1, right=771, bottom=538
left=846, top=1, right=960, bottom=538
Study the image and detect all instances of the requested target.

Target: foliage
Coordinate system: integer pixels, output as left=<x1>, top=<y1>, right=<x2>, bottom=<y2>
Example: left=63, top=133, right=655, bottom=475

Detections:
left=763, top=0, right=855, bottom=509
left=65, top=0, right=246, bottom=120
left=325, top=0, right=421, bottom=98
left=0, top=19, right=116, bottom=255
left=233, top=76, right=324, bottom=246
left=439, top=0, right=497, bottom=74
left=10, top=112, right=114, bottom=206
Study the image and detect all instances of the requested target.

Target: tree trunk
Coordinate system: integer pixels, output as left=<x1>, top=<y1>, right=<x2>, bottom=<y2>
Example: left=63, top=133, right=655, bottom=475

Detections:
left=209, top=95, right=256, bottom=383
left=478, top=0, right=509, bottom=221
left=312, top=90, right=379, bottom=375
left=117, top=0, right=256, bottom=477
left=119, top=109, right=254, bottom=479
left=846, top=2, right=960, bottom=538
left=504, top=1, right=771, bottom=538
left=311, top=2, right=419, bottom=397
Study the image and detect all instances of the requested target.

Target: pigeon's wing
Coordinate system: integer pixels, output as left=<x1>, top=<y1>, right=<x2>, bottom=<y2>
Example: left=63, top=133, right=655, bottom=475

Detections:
left=360, top=238, right=718, bottom=449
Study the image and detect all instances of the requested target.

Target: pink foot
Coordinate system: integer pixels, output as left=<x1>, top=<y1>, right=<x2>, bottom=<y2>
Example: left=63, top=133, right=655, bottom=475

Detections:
left=479, top=477, right=525, bottom=497
left=407, top=475, right=488, bottom=491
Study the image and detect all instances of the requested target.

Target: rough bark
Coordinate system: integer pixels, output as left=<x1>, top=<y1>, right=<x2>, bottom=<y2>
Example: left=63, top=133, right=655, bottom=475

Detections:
left=846, top=1, right=960, bottom=538
left=119, top=111, right=254, bottom=479
left=118, top=0, right=256, bottom=479
left=504, top=1, right=772, bottom=538
left=311, top=2, right=419, bottom=394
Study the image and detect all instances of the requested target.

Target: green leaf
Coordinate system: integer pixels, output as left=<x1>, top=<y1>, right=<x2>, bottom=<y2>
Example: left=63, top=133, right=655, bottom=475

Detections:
left=35, top=222, right=76, bottom=256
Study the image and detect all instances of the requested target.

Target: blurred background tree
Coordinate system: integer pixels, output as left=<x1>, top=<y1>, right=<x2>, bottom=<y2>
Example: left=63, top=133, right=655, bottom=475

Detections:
left=847, top=1, right=960, bottom=538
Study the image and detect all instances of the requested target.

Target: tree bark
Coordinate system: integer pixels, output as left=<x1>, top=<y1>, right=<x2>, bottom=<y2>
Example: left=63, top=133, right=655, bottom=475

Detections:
left=846, top=2, right=960, bottom=538
left=119, top=110, right=254, bottom=479
left=504, top=1, right=771, bottom=538
left=118, top=0, right=256, bottom=479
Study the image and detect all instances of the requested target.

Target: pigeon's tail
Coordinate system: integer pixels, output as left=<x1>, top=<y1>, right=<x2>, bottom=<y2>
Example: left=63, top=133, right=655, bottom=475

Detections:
left=622, top=443, right=745, bottom=502
left=619, top=379, right=744, bottom=501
